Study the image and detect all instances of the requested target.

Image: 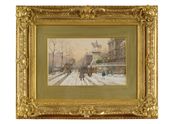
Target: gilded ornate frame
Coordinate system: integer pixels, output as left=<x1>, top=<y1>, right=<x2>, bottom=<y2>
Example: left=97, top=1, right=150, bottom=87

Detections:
left=16, top=6, right=158, bottom=119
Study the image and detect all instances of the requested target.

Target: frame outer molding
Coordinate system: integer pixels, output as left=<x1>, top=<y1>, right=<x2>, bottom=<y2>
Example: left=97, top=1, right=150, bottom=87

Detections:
left=16, top=6, right=158, bottom=119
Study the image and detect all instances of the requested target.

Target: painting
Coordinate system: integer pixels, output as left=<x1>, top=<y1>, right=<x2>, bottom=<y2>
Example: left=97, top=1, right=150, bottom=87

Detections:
left=16, top=6, right=158, bottom=119
left=48, top=38, right=126, bottom=86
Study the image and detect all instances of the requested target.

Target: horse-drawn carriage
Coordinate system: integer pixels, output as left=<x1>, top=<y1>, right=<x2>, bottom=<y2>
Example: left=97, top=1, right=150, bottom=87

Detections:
left=63, top=63, right=72, bottom=74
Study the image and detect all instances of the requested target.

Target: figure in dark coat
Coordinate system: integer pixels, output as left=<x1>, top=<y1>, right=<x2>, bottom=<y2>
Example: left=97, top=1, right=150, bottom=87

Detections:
left=102, top=71, right=106, bottom=77
left=79, top=67, right=85, bottom=81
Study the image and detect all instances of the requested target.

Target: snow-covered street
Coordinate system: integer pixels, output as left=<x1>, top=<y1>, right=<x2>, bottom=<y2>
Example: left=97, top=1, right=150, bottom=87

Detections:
left=48, top=70, right=126, bottom=86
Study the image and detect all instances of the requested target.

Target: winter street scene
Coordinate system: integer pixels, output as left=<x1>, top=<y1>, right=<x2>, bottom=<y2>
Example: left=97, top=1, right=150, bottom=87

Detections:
left=48, top=38, right=126, bottom=86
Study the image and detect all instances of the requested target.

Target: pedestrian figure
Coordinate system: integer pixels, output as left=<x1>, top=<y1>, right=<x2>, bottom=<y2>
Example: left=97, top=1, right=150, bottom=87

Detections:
left=79, top=67, right=85, bottom=81
left=102, top=70, right=106, bottom=79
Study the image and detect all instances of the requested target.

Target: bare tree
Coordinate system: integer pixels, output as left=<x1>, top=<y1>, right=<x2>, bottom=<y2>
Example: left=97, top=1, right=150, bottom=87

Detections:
left=49, top=40, right=57, bottom=73
left=60, top=41, right=64, bottom=67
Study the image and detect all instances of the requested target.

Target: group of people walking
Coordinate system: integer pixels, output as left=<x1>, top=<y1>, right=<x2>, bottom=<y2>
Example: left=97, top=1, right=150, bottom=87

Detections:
left=79, top=66, right=93, bottom=81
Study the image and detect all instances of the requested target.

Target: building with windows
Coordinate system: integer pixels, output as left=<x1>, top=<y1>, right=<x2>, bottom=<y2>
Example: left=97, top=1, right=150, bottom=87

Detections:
left=108, top=38, right=126, bottom=63
left=107, top=38, right=126, bottom=74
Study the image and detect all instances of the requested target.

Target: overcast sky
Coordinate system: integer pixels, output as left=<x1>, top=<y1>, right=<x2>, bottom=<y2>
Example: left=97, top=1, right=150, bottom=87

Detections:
left=48, top=38, right=111, bottom=61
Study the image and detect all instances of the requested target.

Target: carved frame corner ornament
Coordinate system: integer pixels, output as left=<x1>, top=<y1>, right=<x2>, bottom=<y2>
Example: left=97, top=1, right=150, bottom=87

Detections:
left=132, top=94, right=158, bottom=118
left=16, top=6, right=158, bottom=119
